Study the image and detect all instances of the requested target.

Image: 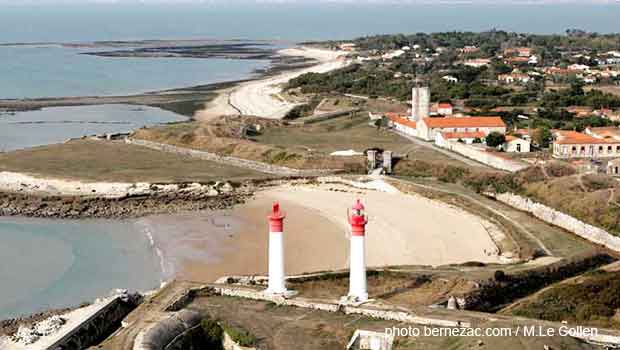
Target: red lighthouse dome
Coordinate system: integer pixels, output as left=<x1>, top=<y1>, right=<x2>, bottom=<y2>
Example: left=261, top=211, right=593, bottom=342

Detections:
left=349, top=199, right=368, bottom=236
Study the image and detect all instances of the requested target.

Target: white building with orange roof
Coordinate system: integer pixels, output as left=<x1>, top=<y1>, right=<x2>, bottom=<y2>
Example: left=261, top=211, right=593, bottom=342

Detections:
left=385, top=113, right=418, bottom=137
left=436, top=131, right=485, bottom=145
left=552, top=130, right=620, bottom=159
left=502, top=135, right=531, bottom=153
left=417, top=116, right=507, bottom=141
left=436, top=102, right=453, bottom=116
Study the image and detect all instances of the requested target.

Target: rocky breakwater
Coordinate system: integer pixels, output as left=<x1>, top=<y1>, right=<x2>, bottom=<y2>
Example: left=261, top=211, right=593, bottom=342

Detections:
left=0, top=171, right=253, bottom=219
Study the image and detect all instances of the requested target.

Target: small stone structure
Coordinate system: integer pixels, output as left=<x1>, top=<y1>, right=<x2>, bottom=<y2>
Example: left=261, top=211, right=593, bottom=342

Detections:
left=607, top=158, right=620, bottom=176
left=347, top=330, right=394, bottom=350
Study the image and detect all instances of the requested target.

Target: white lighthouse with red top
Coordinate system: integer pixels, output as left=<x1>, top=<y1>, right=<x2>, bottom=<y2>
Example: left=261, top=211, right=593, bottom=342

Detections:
left=266, top=202, right=287, bottom=295
left=347, top=199, right=369, bottom=302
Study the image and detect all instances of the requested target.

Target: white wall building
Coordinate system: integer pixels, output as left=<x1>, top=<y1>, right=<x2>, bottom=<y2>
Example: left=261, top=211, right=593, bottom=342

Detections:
left=502, top=135, right=531, bottom=153
left=417, top=117, right=507, bottom=141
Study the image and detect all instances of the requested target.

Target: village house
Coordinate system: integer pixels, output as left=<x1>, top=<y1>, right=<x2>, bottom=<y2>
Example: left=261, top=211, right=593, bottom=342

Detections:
left=339, top=43, right=357, bottom=52
left=513, top=128, right=534, bottom=143
left=502, top=135, right=531, bottom=153
left=436, top=102, right=454, bottom=116
left=460, top=46, right=480, bottom=54
left=442, top=75, right=458, bottom=83
left=504, top=56, right=531, bottom=66
left=566, top=106, right=593, bottom=118
left=595, top=108, right=620, bottom=121
left=498, top=73, right=531, bottom=84
left=464, top=58, right=491, bottom=68
left=552, top=130, right=620, bottom=159
left=586, top=126, right=620, bottom=140
left=417, top=116, right=507, bottom=141
left=435, top=131, right=485, bottom=145
left=568, top=63, right=590, bottom=72
left=504, top=47, right=532, bottom=57
left=385, top=113, right=417, bottom=137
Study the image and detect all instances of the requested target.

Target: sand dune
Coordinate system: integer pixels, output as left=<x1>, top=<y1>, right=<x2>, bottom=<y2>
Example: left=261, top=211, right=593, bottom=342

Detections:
left=195, top=47, right=350, bottom=121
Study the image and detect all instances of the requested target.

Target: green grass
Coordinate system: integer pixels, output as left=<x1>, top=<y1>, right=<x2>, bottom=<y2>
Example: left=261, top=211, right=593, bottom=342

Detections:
left=0, top=139, right=268, bottom=183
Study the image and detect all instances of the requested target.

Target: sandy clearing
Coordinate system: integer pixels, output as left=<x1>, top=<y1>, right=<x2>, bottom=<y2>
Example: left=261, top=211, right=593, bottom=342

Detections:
left=193, top=87, right=239, bottom=122
left=266, top=184, right=503, bottom=267
left=149, top=182, right=503, bottom=285
left=194, top=47, right=350, bottom=120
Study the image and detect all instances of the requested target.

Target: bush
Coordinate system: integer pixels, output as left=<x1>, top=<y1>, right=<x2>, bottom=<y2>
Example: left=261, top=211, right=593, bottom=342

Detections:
left=221, top=323, right=257, bottom=347
left=201, top=317, right=224, bottom=349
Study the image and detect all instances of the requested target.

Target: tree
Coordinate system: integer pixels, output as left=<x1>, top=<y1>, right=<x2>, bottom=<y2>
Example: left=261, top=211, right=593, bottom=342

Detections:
left=533, top=127, right=553, bottom=148
left=486, top=132, right=506, bottom=147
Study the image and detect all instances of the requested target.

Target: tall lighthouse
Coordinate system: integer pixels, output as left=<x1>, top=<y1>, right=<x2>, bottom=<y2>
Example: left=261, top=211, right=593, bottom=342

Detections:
left=266, top=202, right=287, bottom=294
left=348, top=199, right=369, bottom=302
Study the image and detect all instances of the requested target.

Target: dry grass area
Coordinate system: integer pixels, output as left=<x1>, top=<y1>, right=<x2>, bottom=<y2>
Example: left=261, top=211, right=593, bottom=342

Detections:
left=289, top=272, right=478, bottom=308
left=0, top=139, right=267, bottom=183
left=134, top=113, right=466, bottom=172
left=522, top=171, right=620, bottom=236
left=190, top=294, right=598, bottom=350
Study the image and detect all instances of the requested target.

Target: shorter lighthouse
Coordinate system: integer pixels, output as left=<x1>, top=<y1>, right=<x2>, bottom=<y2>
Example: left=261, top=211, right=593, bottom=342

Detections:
left=347, top=199, right=369, bottom=302
left=266, top=202, right=287, bottom=294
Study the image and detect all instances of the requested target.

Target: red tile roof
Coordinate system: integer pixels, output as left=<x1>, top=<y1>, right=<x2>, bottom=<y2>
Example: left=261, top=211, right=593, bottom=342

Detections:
left=554, top=130, right=619, bottom=145
left=438, top=103, right=452, bottom=109
left=422, top=116, right=506, bottom=129
left=442, top=131, right=486, bottom=139
left=386, top=113, right=417, bottom=129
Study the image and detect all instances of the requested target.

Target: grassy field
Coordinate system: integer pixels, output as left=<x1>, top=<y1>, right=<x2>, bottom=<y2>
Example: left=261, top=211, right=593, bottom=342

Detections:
left=0, top=139, right=267, bottom=183
left=134, top=113, right=468, bottom=171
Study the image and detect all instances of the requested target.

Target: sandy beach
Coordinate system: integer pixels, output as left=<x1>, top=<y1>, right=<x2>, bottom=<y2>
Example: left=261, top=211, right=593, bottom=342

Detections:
left=145, top=182, right=504, bottom=284
left=195, top=47, right=350, bottom=121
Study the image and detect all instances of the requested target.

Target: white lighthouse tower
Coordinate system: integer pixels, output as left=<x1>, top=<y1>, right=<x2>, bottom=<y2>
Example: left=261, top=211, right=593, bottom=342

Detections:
left=266, top=202, right=287, bottom=295
left=347, top=199, right=369, bottom=302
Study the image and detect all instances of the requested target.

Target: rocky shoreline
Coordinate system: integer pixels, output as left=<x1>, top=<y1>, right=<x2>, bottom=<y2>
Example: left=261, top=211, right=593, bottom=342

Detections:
left=0, top=188, right=252, bottom=219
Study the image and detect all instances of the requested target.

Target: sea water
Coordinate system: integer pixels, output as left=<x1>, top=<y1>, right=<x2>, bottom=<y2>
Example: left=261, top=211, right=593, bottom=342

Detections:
left=0, top=217, right=161, bottom=320
left=0, top=45, right=270, bottom=99
left=0, top=104, right=189, bottom=152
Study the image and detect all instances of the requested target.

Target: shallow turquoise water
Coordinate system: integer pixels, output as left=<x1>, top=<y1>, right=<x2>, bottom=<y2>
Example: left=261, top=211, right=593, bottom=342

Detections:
left=0, top=217, right=161, bottom=320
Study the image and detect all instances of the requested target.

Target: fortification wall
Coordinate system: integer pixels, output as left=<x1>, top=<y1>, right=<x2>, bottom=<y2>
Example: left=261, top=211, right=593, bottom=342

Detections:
left=435, top=139, right=528, bottom=172
left=126, top=138, right=337, bottom=177
left=492, top=192, right=620, bottom=252
left=212, top=286, right=470, bottom=328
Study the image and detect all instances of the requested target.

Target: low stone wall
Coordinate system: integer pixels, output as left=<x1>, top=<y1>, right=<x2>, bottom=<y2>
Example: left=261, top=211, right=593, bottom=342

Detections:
left=211, top=286, right=470, bottom=328
left=126, top=138, right=338, bottom=177
left=491, top=192, right=620, bottom=252
left=49, top=296, right=135, bottom=350
left=435, top=139, right=528, bottom=172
